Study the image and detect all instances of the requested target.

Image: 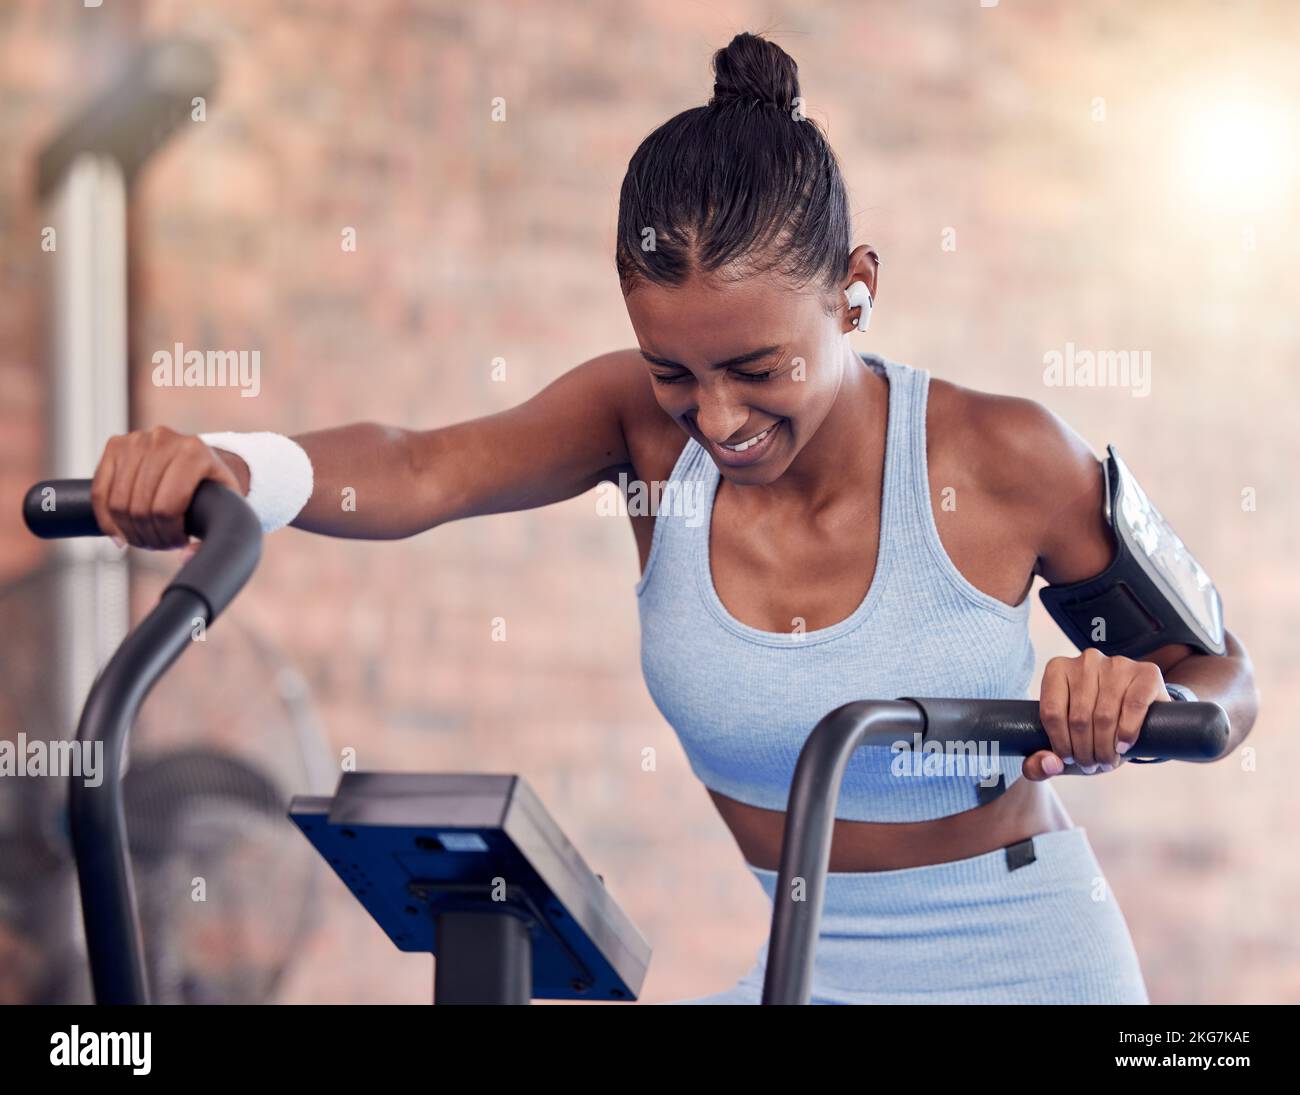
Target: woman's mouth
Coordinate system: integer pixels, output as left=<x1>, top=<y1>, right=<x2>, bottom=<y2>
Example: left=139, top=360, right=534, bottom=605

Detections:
left=709, top=419, right=784, bottom=466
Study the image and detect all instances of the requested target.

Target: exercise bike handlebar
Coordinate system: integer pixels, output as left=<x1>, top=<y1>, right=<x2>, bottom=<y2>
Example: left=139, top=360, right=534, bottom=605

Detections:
left=23, top=477, right=261, bottom=623
left=908, top=695, right=1230, bottom=762
left=22, top=476, right=261, bottom=1004
left=761, top=695, right=1232, bottom=1005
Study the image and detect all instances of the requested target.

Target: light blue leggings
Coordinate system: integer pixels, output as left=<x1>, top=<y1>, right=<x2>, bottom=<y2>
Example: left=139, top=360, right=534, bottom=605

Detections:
left=668, top=827, right=1150, bottom=1005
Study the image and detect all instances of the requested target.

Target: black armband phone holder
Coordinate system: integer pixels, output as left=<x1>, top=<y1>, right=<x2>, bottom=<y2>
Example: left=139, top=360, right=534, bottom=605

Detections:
left=1039, top=445, right=1226, bottom=660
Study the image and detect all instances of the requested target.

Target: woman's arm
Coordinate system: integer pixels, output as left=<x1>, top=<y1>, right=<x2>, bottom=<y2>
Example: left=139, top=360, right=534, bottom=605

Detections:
left=91, top=351, right=640, bottom=547
left=994, top=400, right=1260, bottom=778
left=292, top=352, right=639, bottom=538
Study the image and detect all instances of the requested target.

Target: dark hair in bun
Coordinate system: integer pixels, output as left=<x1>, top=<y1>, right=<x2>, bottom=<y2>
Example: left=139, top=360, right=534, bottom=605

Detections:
left=616, top=31, right=850, bottom=310
left=708, top=30, right=800, bottom=111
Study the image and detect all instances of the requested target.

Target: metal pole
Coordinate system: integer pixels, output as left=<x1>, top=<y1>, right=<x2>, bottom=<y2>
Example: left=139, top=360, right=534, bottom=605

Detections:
left=434, top=911, right=533, bottom=1005
left=47, top=155, right=131, bottom=740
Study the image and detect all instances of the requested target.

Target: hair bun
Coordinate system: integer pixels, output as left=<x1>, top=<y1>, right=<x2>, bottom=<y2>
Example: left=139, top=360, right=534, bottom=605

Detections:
left=709, top=31, right=800, bottom=112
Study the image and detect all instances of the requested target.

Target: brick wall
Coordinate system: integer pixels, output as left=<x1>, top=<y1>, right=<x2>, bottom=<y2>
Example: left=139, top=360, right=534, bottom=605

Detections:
left=1, top=0, right=1296, bottom=1003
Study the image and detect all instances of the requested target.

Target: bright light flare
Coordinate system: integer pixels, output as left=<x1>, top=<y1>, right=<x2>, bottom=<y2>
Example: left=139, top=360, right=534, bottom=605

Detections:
left=1175, top=94, right=1298, bottom=215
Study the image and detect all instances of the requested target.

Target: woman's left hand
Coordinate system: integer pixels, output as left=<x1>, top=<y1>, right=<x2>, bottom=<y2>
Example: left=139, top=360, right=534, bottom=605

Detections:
left=1023, top=648, right=1171, bottom=780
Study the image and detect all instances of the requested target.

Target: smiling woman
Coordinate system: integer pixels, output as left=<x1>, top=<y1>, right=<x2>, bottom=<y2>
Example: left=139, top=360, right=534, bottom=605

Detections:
left=603, top=30, right=1259, bottom=1005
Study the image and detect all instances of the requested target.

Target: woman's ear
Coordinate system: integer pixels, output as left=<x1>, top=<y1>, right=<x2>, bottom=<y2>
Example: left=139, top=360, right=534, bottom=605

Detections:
left=840, top=245, right=881, bottom=333
left=844, top=280, right=873, bottom=333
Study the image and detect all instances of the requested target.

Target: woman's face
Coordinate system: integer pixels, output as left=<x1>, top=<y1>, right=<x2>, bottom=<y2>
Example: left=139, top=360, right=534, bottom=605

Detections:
left=624, top=269, right=849, bottom=486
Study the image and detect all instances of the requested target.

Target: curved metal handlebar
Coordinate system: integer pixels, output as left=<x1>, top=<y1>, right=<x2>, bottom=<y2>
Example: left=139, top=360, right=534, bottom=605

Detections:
left=23, top=477, right=261, bottom=624
left=22, top=476, right=262, bottom=1004
left=761, top=695, right=1232, bottom=1005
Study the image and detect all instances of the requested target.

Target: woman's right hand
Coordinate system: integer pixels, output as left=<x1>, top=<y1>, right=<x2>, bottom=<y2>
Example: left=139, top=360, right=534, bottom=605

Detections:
left=90, top=426, right=248, bottom=551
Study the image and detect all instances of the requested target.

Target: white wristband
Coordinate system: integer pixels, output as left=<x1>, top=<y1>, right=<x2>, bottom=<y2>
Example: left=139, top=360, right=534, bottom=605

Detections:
left=198, top=431, right=314, bottom=533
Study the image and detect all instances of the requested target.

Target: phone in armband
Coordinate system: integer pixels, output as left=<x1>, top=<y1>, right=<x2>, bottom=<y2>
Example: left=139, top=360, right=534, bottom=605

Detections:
left=1039, top=444, right=1226, bottom=660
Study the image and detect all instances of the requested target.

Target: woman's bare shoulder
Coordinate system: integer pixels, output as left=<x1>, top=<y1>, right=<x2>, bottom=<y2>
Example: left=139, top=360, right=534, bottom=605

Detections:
left=927, top=375, right=1107, bottom=572
left=928, top=376, right=1094, bottom=488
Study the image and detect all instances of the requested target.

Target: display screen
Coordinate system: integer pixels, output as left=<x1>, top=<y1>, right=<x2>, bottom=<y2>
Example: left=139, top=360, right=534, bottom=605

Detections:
left=1111, top=449, right=1224, bottom=648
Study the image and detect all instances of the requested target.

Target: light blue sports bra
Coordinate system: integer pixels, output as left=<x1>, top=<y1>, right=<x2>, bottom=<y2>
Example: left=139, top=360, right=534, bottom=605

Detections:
left=635, top=352, right=1036, bottom=823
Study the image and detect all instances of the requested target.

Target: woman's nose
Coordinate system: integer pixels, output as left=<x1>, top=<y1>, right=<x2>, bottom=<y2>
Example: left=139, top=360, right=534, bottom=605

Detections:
left=691, top=399, right=750, bottom=445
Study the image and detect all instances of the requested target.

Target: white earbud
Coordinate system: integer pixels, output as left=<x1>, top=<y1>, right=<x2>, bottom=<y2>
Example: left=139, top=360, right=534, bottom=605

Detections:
left=844, top=280, right=872, bottom=333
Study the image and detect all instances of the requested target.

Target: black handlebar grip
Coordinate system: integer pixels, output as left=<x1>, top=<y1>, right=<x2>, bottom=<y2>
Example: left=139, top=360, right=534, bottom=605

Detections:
left=23, top=479, right=102, bottom=538
left=22, top=477, right=262, bottom=624
left=903, top=696, right=1231, bottom=762
left=1122, top=701, right=1231, bottom=761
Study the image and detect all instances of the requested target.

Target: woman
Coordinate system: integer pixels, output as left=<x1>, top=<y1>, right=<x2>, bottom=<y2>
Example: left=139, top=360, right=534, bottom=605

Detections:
left=90, top=32, right=1258, bottom=1004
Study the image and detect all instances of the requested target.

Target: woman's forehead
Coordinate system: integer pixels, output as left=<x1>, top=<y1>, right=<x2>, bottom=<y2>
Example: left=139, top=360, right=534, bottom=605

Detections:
left=627, top=271, right=816, bottom=331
